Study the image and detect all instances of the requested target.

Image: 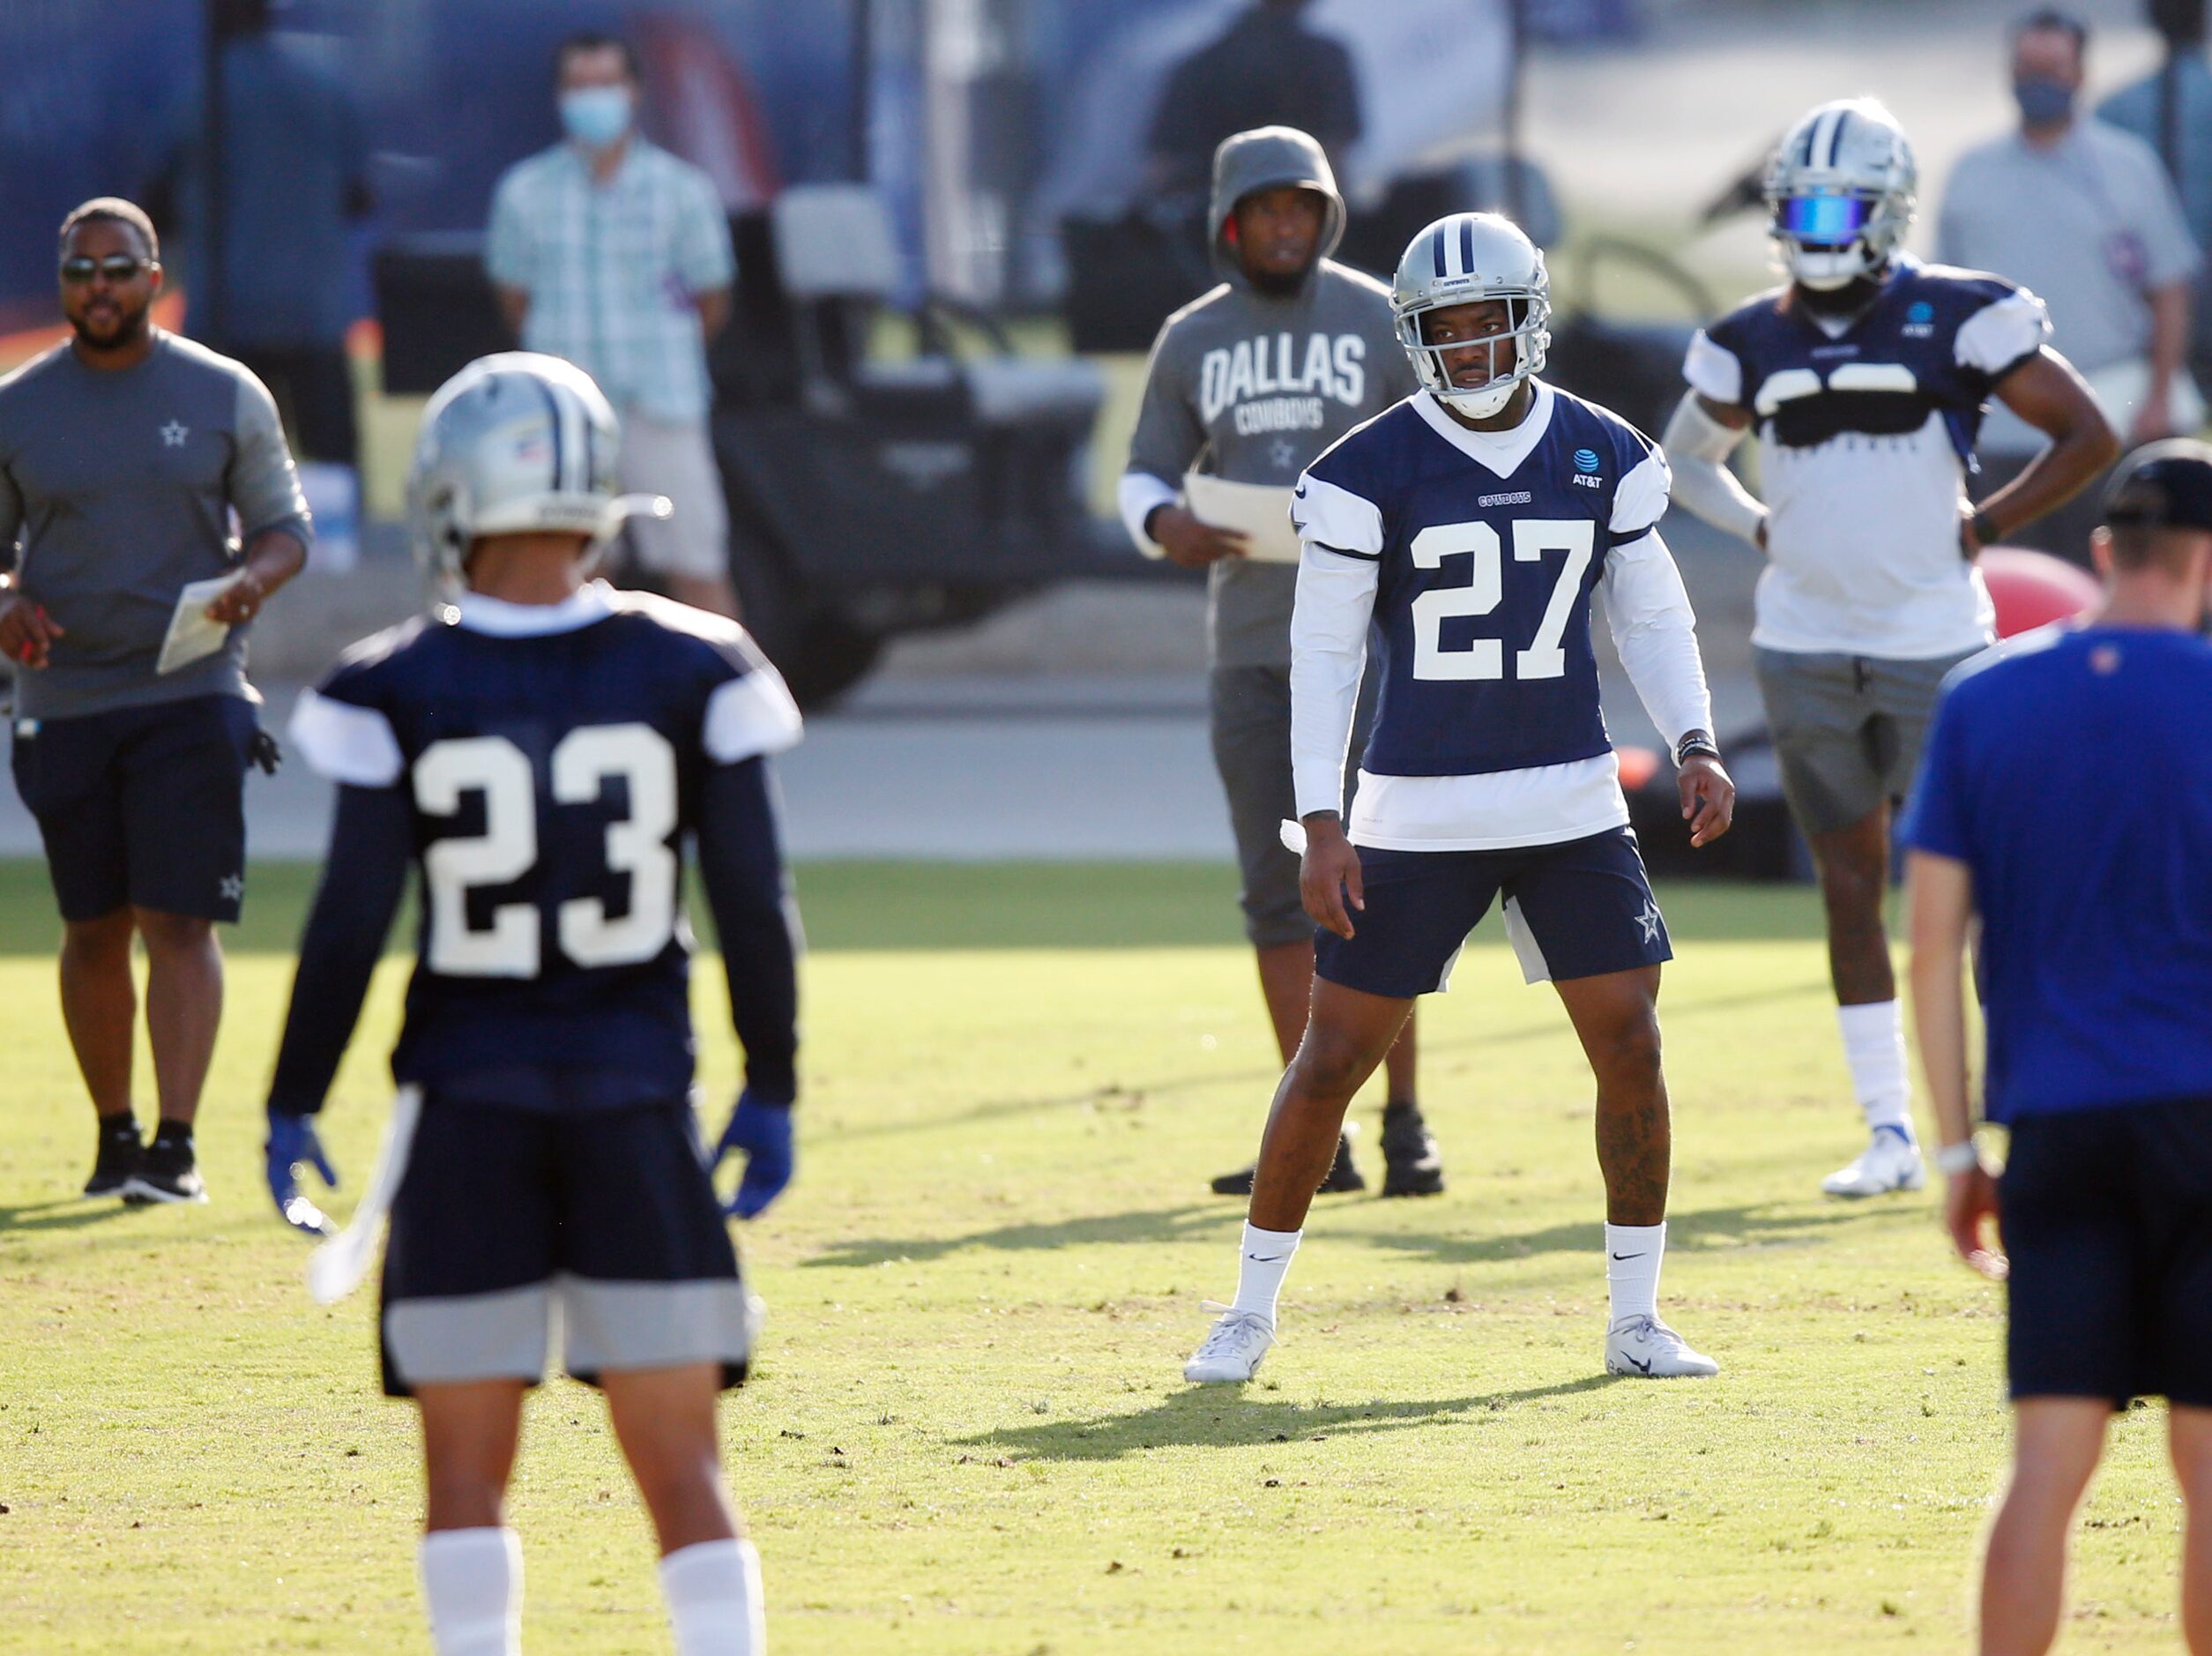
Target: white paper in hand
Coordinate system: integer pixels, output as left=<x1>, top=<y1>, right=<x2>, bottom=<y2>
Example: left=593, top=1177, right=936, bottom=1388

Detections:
left=1183, top=474, right=1302, bottom=563
left=1278, top=817, right=1307, bottom=855
left=155, top=571, right=247, bottom=676
left=307, top=1085, right=424, bottom=1305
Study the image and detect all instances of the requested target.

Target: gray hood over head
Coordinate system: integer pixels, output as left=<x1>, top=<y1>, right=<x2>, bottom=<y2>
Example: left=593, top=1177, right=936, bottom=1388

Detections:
left=1209, top=125, right=1346, bottom=278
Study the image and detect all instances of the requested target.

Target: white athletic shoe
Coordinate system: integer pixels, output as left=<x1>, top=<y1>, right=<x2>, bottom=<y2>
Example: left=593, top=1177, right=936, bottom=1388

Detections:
left=1605, top=1314, right=1720, bottom=1378
left=1183, top=1306, right=1276, bottom=1384
left=1820, top=1125, right=1925, bottom=1198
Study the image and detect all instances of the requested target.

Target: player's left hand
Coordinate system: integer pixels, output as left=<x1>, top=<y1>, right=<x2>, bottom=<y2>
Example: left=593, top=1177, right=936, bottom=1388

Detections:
left=714, top=1091, right=794, bottom=1220
left=1678, top=754, right=1735, bottom=847
left=1942, top=1163, right=2007, bottom=1280
left=204, top=569, right=269, bottom=627
left=265, top=1110, right=339, bottom=1237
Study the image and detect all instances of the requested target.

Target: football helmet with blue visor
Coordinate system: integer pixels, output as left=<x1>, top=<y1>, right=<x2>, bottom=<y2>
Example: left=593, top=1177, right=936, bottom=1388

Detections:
left=1765, top=98, right=1917, bottom=292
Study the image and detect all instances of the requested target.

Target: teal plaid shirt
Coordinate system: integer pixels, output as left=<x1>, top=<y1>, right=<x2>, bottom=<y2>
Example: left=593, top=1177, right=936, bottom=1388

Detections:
left=486, top=138, right=734, bottom=422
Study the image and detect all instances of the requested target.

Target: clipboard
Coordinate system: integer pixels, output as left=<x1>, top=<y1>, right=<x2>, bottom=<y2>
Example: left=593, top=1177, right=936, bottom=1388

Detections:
left=155, top=571, right=247, bottom=676
left=1183, top=473, right=1302, bottom=564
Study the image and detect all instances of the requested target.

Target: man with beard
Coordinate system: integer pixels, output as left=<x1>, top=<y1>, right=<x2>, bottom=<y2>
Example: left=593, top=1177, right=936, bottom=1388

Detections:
left=1663, top=100, right=2115, bottom=1200
left=1121, top=125, right=1442, bottom=1199
left=0, top=198, right=310, bottom=1205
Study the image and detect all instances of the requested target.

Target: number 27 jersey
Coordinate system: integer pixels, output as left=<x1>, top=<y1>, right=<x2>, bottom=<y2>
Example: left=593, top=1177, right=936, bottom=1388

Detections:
left=1293, top=380, right=1672, bottom=778
left=287, top=584, right=802, bottom=1112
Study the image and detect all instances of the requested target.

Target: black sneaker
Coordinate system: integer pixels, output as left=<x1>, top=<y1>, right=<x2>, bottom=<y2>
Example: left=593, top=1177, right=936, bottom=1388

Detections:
left=84, top=1119, right=143, bottom=1198
left=1209, top=1132, right=1367, bottom=1197
left=123, top=1135, right=206, bottom=1205
left=1379, top=1102, right=1446, bottom=1198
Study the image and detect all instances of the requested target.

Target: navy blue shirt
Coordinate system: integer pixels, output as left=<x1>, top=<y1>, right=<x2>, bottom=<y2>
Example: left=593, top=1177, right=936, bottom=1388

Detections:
left=272, top=585, right=803, bottom=1115
left=1294, top=383, right=1670, bottom=777
left=1904, top=625, right=2212, bottom=1122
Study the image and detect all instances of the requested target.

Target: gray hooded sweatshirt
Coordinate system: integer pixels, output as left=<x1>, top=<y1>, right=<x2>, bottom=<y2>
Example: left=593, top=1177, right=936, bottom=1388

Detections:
left=1121, top=125, right=1414, bottom=669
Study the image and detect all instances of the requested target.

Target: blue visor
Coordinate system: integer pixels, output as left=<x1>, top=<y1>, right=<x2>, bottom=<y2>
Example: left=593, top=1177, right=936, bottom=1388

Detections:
left=1777, top=193, right=1873, bottom=246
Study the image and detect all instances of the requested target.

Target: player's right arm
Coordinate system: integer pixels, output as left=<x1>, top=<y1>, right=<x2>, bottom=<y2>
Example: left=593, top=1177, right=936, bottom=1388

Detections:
left=261, top=676, right=416, bottom=1232
left=1663, top=327, right=1769, bottom=550
left=0, top=457, right=63, bottom=668
left=1288, top=466, right=1384, bottom=939
left=1120, top=313, right=1248, bottom=569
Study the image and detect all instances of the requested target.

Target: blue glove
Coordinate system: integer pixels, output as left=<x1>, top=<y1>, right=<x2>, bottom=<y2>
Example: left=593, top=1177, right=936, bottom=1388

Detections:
left=266, top=1110, right=339, bottom=1237
left=713, top=1091, right=794, bottom=1220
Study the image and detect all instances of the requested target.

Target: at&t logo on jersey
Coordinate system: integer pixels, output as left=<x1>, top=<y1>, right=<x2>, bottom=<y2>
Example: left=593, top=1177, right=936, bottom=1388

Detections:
left=1903, top=300, right=1936, bottom=339
left=1571, top=448, right=1604, bottom=489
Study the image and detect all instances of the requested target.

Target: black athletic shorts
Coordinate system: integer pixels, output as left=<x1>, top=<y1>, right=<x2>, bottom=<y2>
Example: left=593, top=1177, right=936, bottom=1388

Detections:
left=2001, top=1097, right=2212, bottom=1409
left=10, top=694, right=257, bottom=922
left=379, top=1099, right=750, bottom=1398
left=1314, top=826, right=1672, bottom=999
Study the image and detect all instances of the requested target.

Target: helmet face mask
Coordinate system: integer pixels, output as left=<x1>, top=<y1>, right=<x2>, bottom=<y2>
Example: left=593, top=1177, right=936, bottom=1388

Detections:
left=1392, top=213, right=1550, bottom=419
left=1766, top=99, right=1918, bottom=293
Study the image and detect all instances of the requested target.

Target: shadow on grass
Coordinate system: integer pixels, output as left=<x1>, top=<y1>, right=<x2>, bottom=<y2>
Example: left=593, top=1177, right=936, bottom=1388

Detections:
left=0, top=1195, right=147, bottom=1235
left=829, top=975, right=1830, bottom=1146
left=803, top=1195, right=1881, bottom=1274
left=953, top=1373, right=1623, bottom=1463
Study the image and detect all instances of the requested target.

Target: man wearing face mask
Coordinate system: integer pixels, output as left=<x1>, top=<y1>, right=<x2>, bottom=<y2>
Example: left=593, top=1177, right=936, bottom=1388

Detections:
left=1940, top=9, right=2202, bottom=561
left=487, top=33, right=739, bottom=619
left=1665, top=98, right=2117, bottom=1202
left=1121, top=126, right=1441, bottom=1202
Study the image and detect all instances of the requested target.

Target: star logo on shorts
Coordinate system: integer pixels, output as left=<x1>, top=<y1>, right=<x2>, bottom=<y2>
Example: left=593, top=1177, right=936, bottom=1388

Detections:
left=160, top=421, right=189, bottom=448
left=220, top=873, right=244, bottom=902
left=1635, top=901, right=1663, bottom=945
left=1271, top=439, right=1299, bottom=470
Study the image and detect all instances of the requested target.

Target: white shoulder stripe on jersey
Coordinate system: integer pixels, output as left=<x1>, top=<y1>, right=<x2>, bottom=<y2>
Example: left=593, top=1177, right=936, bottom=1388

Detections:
left=1292, top=473, right=1386, bottom=556
left=1954, top=288, right=2051, bottom=377
left=704, top=665, right=805, bottom=765
left=289, top=687, right=406, bottom=787
left=1682, top=330, right=1743, bottom=407
left=1610, top=447, right=1674, bottom=537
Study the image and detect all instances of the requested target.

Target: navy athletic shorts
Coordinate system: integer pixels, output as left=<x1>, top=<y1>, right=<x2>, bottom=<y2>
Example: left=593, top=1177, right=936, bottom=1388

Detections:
left=1314, top=826, right=1672, bottom=999
left=2001, top=1097, right=2212, bottom=1409
left=379, top=1099, right=751, bottom=1398
left=10, top=694, right=257, bottom=922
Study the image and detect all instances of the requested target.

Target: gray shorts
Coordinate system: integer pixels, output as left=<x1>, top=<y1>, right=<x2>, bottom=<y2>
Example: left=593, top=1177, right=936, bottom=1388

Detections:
left=1752, top=645, right=1980, bottom=837
left=1210, top=664, right=1373, bottom=948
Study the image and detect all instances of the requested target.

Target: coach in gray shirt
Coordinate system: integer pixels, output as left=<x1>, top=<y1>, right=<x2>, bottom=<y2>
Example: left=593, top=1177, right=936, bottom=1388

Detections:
left=1121, top=125, right=1442, bottom=1200
left=0, top=198, right=309, bottom=1205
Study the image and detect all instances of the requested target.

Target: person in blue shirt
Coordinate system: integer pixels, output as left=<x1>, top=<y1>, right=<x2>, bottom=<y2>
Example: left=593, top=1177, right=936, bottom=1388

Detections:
left=1906, top=440, right=2212, bottom=1656
left=263, top=354, right=799, bottom=1656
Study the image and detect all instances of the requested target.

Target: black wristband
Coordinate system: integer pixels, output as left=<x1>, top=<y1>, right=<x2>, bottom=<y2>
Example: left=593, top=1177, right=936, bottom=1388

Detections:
left=1674, top=731, right=1720, bottom=765
left=1970, top=508, right=1999, bottom=547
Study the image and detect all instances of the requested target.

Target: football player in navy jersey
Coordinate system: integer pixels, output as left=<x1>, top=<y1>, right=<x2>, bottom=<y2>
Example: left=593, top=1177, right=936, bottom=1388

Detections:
left=1665, top=98, right=2117, bottom=1200
left=261, top=355, right=799, bottom=1656
left=1186, top=214, right=1736, bottom=1385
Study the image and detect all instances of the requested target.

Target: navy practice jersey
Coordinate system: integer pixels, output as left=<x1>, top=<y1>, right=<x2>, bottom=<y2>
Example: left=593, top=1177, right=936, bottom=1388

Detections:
left=1292, top=380, right=1672, bottom=777
left=281, top=584, right=802, bottom=1112
left=1684, top=256, right=2046, bottom=656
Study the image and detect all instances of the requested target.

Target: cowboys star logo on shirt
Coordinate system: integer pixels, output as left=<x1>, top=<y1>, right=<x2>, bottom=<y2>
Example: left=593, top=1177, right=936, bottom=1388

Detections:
left=160, top=421, right=189, bottom=447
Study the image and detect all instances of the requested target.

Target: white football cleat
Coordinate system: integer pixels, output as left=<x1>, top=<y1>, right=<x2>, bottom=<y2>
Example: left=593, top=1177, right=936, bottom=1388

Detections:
left=1183, top=1306, right=1276, bottom=1384
left=1605, top=1314, right=1719, bottom=1378
left=1820, top=1125, right=1925, bottom=1198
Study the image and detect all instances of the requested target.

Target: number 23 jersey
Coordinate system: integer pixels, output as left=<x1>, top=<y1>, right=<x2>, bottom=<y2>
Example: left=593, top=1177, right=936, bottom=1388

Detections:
left=1295, top=380, right=1672, bottom=780
left=287, top=582, right=801, bottom=1111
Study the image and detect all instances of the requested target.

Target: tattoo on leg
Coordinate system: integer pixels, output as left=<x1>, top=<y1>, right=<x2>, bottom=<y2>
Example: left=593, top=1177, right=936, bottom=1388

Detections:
left=1595, top=1063, right=1671, bottom=1226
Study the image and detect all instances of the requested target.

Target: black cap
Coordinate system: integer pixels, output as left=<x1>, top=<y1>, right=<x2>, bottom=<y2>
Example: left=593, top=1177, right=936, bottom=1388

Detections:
left=2102, top=438, right=2212, bottom=533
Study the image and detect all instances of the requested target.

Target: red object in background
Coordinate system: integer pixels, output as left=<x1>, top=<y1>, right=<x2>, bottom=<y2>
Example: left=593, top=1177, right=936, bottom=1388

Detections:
left=634, top=11, right=781, bottom=212
left=1616, top=745, right=1661, bottom=791
left=1981, top=545, right=2103, bottom=638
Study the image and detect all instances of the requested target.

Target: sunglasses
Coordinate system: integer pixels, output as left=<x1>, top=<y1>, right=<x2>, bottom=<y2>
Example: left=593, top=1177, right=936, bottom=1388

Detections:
left=60, top=254, right=152, bottom=283
left=1776, top=193, right=1875, bottom=247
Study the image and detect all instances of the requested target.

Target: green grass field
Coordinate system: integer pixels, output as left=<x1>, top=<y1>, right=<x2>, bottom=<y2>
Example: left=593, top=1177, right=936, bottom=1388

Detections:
left=0, top=861, right=2186, bottom=1654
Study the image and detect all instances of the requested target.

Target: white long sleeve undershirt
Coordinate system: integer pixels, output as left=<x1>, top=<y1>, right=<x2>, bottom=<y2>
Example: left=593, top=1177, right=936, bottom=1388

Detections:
left=1289, top=529, right=1714, bottom=852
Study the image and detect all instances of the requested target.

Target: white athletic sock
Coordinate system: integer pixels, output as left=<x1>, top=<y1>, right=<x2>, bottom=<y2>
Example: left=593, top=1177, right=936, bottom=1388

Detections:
left=1605, top=1222, right=1666, bottom=1325
left=1836, top=1000, right=1914, bottom=1136
left=1230, top=1222, right=1301, bottom=1327
left=660, top=1537, right=766, bottom=1656
left=419, top=1527, right=521, bottom=1656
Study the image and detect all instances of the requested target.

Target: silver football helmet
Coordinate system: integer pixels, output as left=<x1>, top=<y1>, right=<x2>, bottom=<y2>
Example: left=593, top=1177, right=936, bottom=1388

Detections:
left=405, top=352, right=668, bottom=585
left=1765, top=98, right=1918, bottom=292
left=1391, top=213, right=1551, bottom=419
